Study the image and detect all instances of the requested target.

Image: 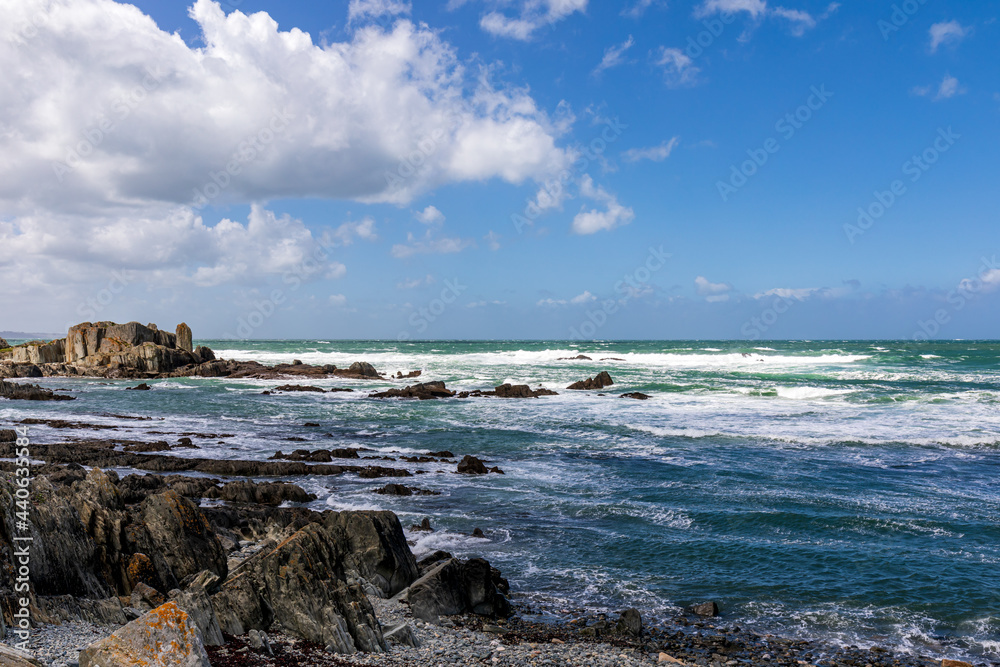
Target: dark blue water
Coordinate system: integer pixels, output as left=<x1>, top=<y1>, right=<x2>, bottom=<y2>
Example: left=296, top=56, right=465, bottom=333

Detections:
left=5, top=340, right=998, bottom=660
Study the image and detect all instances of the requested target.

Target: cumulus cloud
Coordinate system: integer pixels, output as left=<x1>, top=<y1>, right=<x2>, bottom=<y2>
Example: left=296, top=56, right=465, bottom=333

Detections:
left=593, top=36, right=634, bottom=76
left=0, top=0, right=570, bottom=212
left=571, top=290, right=597, bottom=304
left=653, top=48, right=700, bottom=87
left=328, top=293, right=348, bottom=306
left=0, top=0, right=572, bottom=323
left=571, top=175, right=634, bottom=235
left=480, top=0, right=588, bottom=40
left=415, top=206, right=446, bottom=226
left=929, top=21, right=968, bottom=53
left=623, top=137, right=680, bottom=163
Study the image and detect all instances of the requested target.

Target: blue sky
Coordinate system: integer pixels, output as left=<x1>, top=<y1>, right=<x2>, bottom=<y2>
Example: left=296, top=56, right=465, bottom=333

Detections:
left=1, top=0, right=998, bottom=339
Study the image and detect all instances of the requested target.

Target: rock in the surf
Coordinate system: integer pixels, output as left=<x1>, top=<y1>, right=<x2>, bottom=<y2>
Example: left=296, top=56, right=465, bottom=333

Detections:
left=689, top=601, right=719, bottom=617
left=567, top=371, right=614, bottom=390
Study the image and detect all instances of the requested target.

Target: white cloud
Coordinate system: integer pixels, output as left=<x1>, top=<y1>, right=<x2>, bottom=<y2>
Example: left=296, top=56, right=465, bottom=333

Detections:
left=695, top=0, right=767, bottom=19
left=571, top=175, right=634, bottom=235
left=348, top=0, right=411, bottom=23
left=484, top=230, right=501, bottom=251
left=391, top=234, right=474, bottom=258
left=622, top=0, right=661, bottom=18
left=467, top=300, right=506, bottom=308
left=331, top=217, right=379, bottom=245
left=480, top=0, right=587, bottom=41
left=623, top=137, right=680, bottom=163
left=771, top=7, right=815, bottom=36
left=653, top=47, right=700, bottom=87
left=695, top=276, right=733, bottom=302
left=397, top=274, right=435, bottom=289
left=753, top=287, right=817, bottom=300
left=570, top=290, right=597, bottom=304
left=328, top=293, right=348, bottom=306
left=593, top=36, right=634, bottom=75
left=0, top=0, right=571, bottom=212
left=694, top=0, right=836, bottom=36
left=912, top=74, right=964, bottom=101
left=929, top=21, right=968, bottom=53
left=415, top=205, right=445, bottom=225
left=0, top=0, right=573, bottom=317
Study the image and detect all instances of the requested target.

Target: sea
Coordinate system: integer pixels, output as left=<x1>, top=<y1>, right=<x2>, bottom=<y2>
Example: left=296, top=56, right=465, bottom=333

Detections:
left=4, top=340, right=998, bottom=662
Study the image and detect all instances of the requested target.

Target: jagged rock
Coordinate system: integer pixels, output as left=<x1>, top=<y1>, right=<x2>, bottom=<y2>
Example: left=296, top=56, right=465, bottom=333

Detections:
left=211, top=521, right=386, bottom=654
left=5, top=339, right=66, bottom=364
left=204, top=480, right=316, bottom=505
left=131, top=490, right=228, bottom=590
left=557, top=354, right=592, bottom=360
left=127, top=383, right=151, bottom=391
left=567, top=371, right=614, bottom=390
left=325, top=511, right=419, bottom=599
left=0, top=379, right=74, bottom=401
left=416, top=550, right=453, bottom=574
left=0, top=429, right=15, bottom=442
left=0, top=336, right=8, bottom=349
left=272, top=384, right=325, bottom=393
left=617, top=608, right=642, bottom=636
left=176, top=323, right=193, bottom=352
left=494, top=383, right=558, bottom=398
left=169, top=586, right=225, bottom=646
left=409, top=518, right=433, bottom=532
left=78, top=601, right=211, bottom=667
left=395, top=370, right=422, bottom=379
left=471, top=527, right=486, bottom=538
left=130, top=581, right=166, bottom=611
left=405, top=557, right=511, bottom=624
left=248, top=629, right=273, bottom=654
left=620, top=392, right=650, bottom=400
left=369, top=381, right=455, bottom=400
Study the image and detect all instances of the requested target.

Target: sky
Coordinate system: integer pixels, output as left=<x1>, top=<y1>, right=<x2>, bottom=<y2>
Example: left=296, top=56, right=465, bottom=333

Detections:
left=1, top=0, right=998, bottom=340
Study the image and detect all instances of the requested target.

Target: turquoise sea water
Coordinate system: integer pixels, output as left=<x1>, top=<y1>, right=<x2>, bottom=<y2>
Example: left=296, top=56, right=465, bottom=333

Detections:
left=4, top=340, right=999, bottom=661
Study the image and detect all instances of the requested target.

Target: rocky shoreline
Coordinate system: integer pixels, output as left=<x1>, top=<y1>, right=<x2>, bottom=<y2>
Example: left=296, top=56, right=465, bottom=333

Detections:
left=0, top=322, right=988, bottom=667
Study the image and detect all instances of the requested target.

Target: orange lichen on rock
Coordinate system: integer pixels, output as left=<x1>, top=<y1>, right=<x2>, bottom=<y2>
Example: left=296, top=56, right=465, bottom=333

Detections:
left=78, top=601, right=211, bottom=667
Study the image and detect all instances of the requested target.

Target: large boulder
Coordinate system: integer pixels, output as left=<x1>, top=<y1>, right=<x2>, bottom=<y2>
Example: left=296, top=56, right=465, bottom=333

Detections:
left=0, top=336, right=9, bottom=349
left=130, top=490, right=228, bottom=590
left=66, top=321, right=175, bottom=363
left=347, top=361, right=379, bottom=378
left=78, top=601, right=211, bottom=667
left=211, top=522, right=385, bottom=654
left=9, top=339, right=65, bottom=365
left=324, top=511, right=419, bottom=598
left=168, top=586, right=224, bottom=646
left=406, top=557, right=511, bottom=624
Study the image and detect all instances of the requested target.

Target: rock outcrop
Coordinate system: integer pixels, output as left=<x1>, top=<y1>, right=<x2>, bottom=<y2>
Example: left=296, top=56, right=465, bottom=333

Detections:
left=567, top=371, right=614, bottom=390
left=0, top=379, right=74, bottom=401
left=176, top=323, right=193, bottom=353
left=0, top=336, right=9, bottom=350
left=620, top=392, right=650, bottom=400
left=456, top=384, right=558, bottom=399
left=78, top=601, right=211, bottom=667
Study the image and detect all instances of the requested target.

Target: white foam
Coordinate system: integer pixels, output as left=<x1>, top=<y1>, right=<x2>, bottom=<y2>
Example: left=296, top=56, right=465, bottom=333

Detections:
left=776, top=386, right=856, bottom=400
